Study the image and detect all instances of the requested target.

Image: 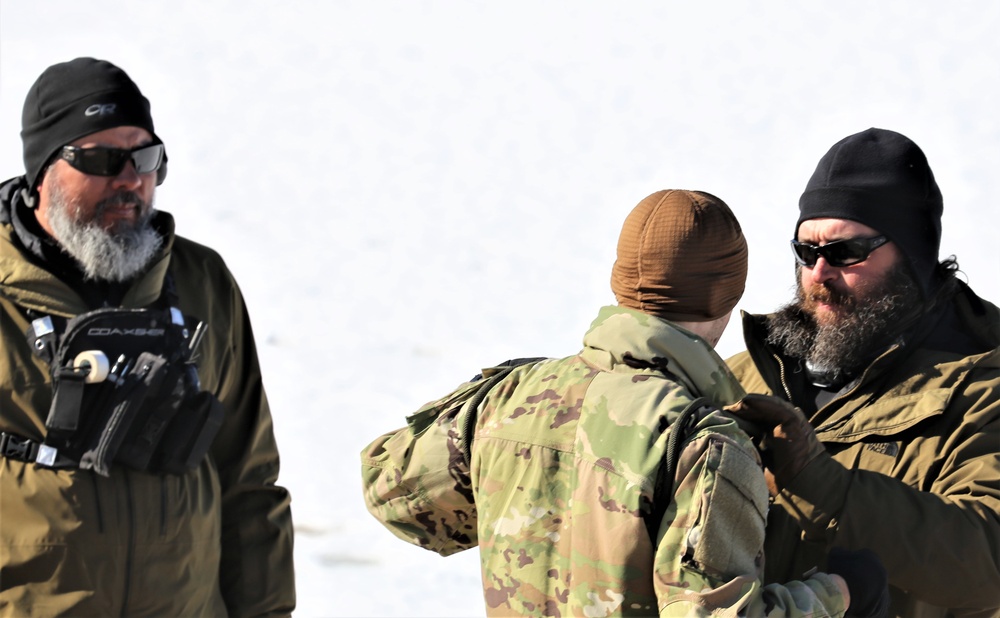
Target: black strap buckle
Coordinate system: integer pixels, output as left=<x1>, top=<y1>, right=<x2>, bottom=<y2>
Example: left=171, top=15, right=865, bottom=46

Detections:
left=0, top=432, right=40, bottom=463
left=0, top=432, right=78, bottom=469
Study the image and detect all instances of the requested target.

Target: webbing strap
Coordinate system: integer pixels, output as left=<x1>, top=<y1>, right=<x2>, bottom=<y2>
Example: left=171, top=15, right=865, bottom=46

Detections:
left=45, top=367, right=88, bottom=432
left=0, top=432, right=76, bottom=468
left=460, top=357, right=547, bottom=467
left=643, top=397, right=711, bottom=544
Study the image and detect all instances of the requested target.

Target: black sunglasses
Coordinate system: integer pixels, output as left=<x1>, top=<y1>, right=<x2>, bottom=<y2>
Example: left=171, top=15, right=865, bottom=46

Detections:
left=790, top=235, right=889, bottom=268
left=59, top=143, right=167, bottom=185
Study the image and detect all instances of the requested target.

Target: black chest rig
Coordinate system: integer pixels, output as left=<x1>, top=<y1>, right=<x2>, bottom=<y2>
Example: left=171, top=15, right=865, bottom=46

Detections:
left=24, top=274, right=224, bottom=476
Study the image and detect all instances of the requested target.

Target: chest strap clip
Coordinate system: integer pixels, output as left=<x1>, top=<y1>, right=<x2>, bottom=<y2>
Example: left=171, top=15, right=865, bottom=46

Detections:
left=0, top=431, right=76, bottom=469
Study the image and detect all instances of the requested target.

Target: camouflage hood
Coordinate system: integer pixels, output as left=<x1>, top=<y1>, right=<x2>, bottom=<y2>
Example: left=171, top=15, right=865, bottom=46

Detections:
left=580, top=305, right=746, bottom=407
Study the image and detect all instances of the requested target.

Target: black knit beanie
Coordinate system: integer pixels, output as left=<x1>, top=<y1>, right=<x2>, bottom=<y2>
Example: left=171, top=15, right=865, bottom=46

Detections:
left=797, top=128, right=943, bottom=299
left=21, top=57, right=162, bottom=193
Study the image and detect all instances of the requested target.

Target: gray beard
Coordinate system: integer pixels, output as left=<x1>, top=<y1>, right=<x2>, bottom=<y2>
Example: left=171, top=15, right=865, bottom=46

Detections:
left=46, top=182, right=163, bottom=283
left=765, top=264, right=922, bottom=387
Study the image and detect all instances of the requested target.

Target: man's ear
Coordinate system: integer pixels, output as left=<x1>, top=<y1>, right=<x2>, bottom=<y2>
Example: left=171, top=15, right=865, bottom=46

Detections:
left=25, top=162, right=52, bottom=209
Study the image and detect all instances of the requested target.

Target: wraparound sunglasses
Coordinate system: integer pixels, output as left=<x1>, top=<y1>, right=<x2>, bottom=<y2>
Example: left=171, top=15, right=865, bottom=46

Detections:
left=59, top=143, right=167, bottom=185
left=790, top=235, right=889, bottom=268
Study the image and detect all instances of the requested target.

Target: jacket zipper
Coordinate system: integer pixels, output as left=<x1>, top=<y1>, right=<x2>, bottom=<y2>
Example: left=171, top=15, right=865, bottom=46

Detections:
left=120, top=469, right=135, bottom=618
left=773, top=353, right=794, bottom=402
left=160, top=476, right=168, bottom=536
left=88, top=472, right=105, bottom=533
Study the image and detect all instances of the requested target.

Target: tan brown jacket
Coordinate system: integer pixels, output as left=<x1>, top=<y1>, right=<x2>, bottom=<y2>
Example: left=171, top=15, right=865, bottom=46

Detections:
left=728, top=282, right=1000, bottom=618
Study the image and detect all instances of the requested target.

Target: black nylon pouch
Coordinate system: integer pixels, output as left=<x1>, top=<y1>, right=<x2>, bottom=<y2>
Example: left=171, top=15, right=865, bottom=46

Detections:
left=155, top=390, right=224, bottom=474
left=79, top=352, right=167, bottom=476
left=114, top=353, right=185, bottom=472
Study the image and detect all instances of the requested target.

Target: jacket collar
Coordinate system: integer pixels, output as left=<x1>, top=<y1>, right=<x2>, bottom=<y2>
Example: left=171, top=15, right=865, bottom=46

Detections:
left=741, top=280, right=1000, bottom=392
left=581, top=305, right=746, bottom=406
left=740, top=289, right=1000, bottom=440
left=0, top=176, right=176, bottom=317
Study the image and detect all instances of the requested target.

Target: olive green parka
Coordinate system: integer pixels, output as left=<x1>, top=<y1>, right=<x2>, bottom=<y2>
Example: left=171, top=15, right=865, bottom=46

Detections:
left=727, top=281, right=1000, bottom=618
left=0, top=178, right=295, bottom=617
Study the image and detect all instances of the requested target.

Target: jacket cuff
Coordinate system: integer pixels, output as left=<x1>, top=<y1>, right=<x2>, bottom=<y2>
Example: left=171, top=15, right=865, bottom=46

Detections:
left=805, top=572, right=849, bottom=617
left=777, top=453, right=852, bottom=540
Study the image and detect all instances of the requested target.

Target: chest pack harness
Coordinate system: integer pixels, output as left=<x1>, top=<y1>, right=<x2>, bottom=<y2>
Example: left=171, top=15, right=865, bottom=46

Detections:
left=1, top=274, right=224, bottom=476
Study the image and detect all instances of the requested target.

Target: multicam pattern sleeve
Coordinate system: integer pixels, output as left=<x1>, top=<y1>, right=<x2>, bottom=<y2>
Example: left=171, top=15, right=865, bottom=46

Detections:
left=361, top=376, right=483, bottom=556
left=653, top=421, right=847, bottom=617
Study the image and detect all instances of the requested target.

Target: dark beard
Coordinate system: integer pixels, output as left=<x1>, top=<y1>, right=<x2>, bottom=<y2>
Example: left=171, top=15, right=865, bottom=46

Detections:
left=765, top=264, right=923, bottom=387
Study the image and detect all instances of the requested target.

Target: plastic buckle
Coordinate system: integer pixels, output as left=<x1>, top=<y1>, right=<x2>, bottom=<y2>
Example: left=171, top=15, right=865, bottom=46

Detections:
left=0, top=433, right=38, bottom=462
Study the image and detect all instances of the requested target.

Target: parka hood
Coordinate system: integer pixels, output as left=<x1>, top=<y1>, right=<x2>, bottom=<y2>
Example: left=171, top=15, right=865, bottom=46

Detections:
left=582, top=305, right=747, bottom=407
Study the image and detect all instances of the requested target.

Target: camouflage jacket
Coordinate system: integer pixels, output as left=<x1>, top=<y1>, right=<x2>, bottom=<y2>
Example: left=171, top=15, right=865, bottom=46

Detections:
left=363, top=306, right=847, bottom=617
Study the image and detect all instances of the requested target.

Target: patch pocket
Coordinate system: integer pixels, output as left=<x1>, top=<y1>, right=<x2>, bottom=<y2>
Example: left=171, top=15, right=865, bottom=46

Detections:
left=693, top=437, right=769, bottom=578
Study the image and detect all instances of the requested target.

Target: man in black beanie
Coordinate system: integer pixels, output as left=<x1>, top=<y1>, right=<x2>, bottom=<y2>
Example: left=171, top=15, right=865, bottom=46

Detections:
left=725, top=128, right=1000, bottom=617
left=0, top=58, right=295, bottom=616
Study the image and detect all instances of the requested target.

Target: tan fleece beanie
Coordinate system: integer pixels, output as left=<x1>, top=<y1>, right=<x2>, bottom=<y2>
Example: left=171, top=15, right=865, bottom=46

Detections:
left=611, top=189, right=748, bottom=322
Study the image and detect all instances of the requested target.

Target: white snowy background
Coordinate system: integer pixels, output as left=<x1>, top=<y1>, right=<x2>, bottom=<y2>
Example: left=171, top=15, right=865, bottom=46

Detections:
left=1, top=2, right=998, bottom=616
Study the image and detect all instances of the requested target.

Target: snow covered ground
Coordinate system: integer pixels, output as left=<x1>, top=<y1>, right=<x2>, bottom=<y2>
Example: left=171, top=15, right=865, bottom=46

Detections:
left=1, top=2, right=998, bottom=615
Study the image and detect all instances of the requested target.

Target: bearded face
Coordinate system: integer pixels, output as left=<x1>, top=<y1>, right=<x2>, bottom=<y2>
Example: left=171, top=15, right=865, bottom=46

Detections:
left=765, top=263, right=922, bottom=386
left=45, top=171, right=163, bottom=282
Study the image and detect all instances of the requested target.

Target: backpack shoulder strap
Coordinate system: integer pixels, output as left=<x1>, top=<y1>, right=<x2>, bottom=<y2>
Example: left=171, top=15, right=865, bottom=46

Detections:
left=460, top=357, right=547, bottom=467
left=643, top=396, right=713, bottom=544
